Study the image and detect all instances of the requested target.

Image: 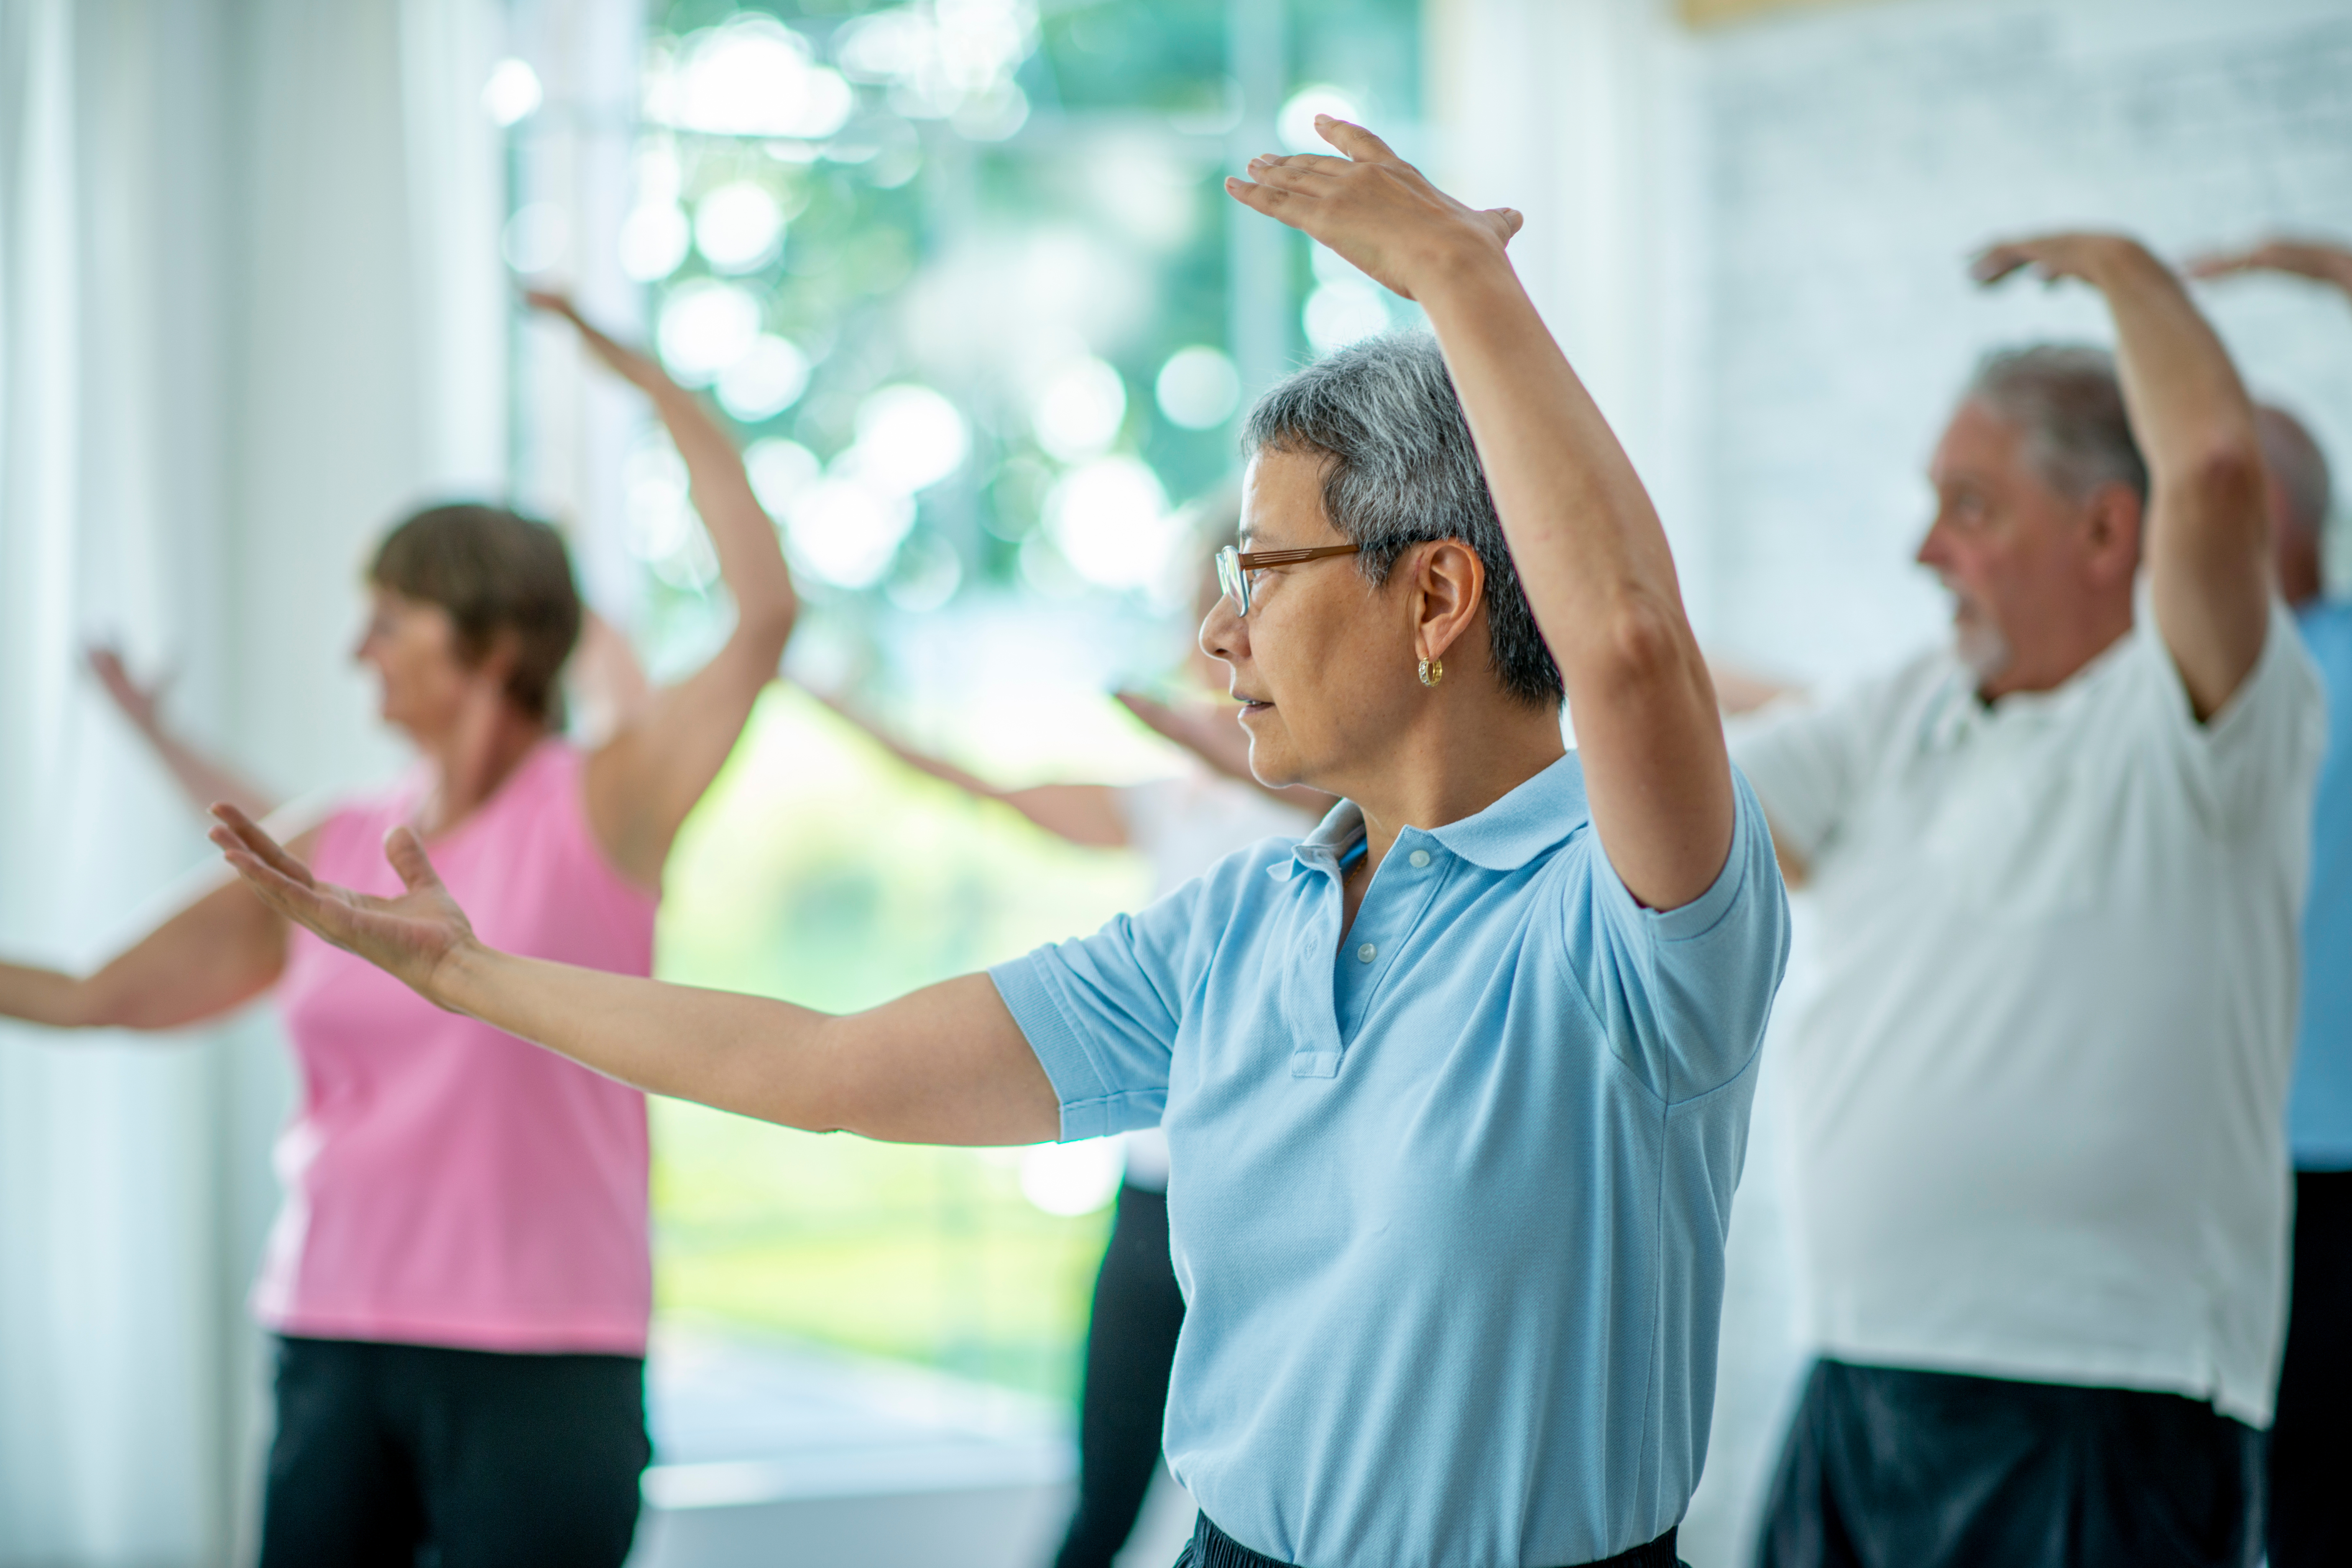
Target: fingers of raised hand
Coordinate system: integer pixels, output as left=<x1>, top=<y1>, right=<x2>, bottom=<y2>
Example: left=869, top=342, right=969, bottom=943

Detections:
left=1967, top=244, right=2039, bottom=285
left=1224, top=176, right=1300, bottom=220
left=1314, top=116, right=1402, bottom=166
left=1485, top=207, right=1525, bottom=245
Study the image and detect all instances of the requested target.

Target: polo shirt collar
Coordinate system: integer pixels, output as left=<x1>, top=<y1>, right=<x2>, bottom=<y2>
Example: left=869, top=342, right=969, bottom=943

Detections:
left=1921, top=623, right=2138, bottom=751
left=1274, top=752, right=1590, bottom=880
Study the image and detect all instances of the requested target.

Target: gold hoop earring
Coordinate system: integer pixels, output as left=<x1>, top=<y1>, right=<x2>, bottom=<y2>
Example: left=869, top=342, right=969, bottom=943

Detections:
left=1417, top=657, right=1443, bottom=688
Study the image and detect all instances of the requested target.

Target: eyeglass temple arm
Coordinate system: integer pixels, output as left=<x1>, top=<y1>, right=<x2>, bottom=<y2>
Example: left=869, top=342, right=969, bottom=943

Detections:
left=1235, top=544, right=1362, bottom=568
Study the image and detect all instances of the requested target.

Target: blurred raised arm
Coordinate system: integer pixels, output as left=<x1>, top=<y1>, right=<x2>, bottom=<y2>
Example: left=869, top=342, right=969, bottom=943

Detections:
left=212, top=807, right=1057, bottom=1144
left=2187, top=237, right=2352, bottom=299
left=86, top=646, right=276, bottom=821
left=1976, top=235, right=2270, bottom=719
left=0, top=835, right=302, bottom=1034
left=1113, top=691, right=1334, bottom=815
left=1225, top=119, right=1732, bottom=909
left=526, top=293, right=800, bottom=886
left=807, top=687, right=1129, bottom=849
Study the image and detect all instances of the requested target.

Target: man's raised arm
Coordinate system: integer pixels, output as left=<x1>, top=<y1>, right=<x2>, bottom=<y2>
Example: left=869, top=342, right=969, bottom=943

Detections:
left=1975, top=235, right=2271, bottom=719
left=1226, top=118, right=1731, bottom=909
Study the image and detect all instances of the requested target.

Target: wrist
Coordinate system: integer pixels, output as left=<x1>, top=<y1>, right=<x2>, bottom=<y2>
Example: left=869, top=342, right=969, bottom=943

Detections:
left=1397, top=226, right=1514, bottom=303
left=429, top=936, right=497, bottom=1016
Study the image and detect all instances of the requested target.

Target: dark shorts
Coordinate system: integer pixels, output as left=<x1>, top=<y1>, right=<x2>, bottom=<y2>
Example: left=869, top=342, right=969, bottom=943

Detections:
left=2271, top=1168, right=2352, bottom=1568
left=1758, top=1359, right=2261, bottom=1568
left=258, top=1335, right=649, bottom=1568
left=1175, top=1510, right=1684, bottom=1568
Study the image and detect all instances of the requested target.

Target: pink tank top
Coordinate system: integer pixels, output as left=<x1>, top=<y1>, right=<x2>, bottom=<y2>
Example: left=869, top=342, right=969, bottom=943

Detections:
left=259, top=741, right=657, bottom=1354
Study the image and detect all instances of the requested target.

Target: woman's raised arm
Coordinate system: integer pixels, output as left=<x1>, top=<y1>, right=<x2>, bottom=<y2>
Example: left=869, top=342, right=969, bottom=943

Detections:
left=1224, top=121, right=1734, bottom=911
left=86, top=646, right=277, bottom=822
left=211, top=806, right=1057, bottom=1144
left=525, top=292, right=800, bottom=888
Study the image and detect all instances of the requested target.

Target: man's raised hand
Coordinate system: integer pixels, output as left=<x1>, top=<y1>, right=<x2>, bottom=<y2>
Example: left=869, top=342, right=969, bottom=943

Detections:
left=1969, top=233, right=2140, bottom=289
left=210, top=805, right=477, bottom=1008
left=1223, top=117, right=1521, bottom=302
left=2186, top=237, right=2352, bottom=294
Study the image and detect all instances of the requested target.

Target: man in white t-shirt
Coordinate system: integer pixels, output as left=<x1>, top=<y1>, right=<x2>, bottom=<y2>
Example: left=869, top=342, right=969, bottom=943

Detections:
left=1730, top=234, right=2325, bottom=1568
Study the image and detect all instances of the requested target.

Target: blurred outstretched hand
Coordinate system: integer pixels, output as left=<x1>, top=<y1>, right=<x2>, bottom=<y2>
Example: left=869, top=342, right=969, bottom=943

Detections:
left=1222, top=117, right=1521, bottom=302
left=212, top=805, right=475, bottom=1006
left=86, top=645, right=164, bottom=732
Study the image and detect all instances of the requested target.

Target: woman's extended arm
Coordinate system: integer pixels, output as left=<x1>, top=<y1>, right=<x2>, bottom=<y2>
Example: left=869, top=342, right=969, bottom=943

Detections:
left=0, top=844, right=299, bottom=1033
left=526, top=293, right=800, bottom=887
left=211, top=807, right=1057, bottom=1144
left=87, top=646, right=277, bottom=821
left=808, top=688, right=1130, bottom=849
left=1226, top=121, right=1733, bottom=909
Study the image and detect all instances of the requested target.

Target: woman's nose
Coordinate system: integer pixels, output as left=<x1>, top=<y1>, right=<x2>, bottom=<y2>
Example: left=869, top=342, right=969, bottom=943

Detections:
left=1199, top=595, right=1244, bottom=665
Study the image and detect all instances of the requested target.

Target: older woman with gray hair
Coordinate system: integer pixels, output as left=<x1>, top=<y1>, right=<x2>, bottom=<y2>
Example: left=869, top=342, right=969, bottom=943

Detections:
left=215, top=119, right=1788, bottom=1568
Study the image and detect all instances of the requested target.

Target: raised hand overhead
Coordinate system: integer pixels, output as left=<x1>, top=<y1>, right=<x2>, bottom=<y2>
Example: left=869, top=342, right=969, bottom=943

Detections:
left=2185, top=237, right=2352, bottom=293
left=1229, top=117, right=1732, bottom=911
left=526, top=291, right=799, bottom=888
left=1974, top=232, right=2270, bottom=720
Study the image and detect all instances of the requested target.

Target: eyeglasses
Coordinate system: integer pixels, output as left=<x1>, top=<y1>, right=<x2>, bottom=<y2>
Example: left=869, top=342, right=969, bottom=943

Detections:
left=1213, top=542, right=1362, bottom=617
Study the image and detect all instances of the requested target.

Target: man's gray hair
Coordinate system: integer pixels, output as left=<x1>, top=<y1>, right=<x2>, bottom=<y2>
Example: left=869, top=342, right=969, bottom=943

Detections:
left=2255, top=403, right=2331, bottom=540
left=1240, top=332, right=1565, bottom=710
left=1966, top=345, right=2150, bottom=504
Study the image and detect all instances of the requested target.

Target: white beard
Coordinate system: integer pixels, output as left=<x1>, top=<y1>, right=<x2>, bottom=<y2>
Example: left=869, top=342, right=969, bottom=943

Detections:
left=1953, top=613, right=2012, bottom=686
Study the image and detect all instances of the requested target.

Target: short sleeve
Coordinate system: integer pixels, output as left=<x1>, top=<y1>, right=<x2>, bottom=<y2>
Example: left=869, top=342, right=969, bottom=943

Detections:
left=1726, top=687, right=1878, bottom=869
left=2132, top=597, right=2327, bottom=836
left=989, top=869, right=1218, bottom=1143
left=1558, top=774, right=1793, bottom=1103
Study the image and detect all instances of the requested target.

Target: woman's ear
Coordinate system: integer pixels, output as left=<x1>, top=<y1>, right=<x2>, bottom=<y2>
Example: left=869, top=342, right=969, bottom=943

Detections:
left=472, top=627, right=524, bottom=692
left=1411, top=540, right=1485, bottom=663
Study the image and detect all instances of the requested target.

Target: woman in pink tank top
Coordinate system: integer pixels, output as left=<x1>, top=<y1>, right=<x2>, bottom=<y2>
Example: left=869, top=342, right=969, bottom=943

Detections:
left=0, top=295, right=795, bottom=1566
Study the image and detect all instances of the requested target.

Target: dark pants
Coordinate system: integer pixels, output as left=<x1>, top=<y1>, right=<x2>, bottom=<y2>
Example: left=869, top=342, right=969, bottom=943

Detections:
left=259, top=1336, right=649, bottom=1568
left=1175, top=1510, right=1685, bottom=1567
left=1055, top=1182, right=1189, bottom=1568
left=1758, top=1359, right=2260, bottom=1568
left=2271, top=1169, right=2352, bottom=1568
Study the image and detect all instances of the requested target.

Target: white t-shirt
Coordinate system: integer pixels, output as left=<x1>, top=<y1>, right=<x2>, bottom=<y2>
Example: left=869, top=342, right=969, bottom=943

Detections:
left=1730, top=599, right=2323, bottom=1425
left=1111, top=770, right=1323, bottom=1194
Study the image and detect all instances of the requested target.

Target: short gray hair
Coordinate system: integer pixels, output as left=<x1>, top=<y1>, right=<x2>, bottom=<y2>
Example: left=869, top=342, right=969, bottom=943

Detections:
left=1966, top=344, right=2149, bottom=505
left=2256, top=403, right=2331, bottom=540
left=1240, top=332, right=1564, bottom=710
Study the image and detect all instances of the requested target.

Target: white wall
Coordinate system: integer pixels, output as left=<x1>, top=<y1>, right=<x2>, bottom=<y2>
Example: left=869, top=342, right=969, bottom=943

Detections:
left=1695, top=0, right=2352, bottom=681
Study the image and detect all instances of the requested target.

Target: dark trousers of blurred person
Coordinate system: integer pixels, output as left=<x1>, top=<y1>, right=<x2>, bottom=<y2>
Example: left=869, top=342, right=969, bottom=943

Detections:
left=1053, top=1182, right=1187, bottom=1568
left=1758, top=1361, right=2263, bottom=1568
left=2270, top=1170, right=2352, bottom=1568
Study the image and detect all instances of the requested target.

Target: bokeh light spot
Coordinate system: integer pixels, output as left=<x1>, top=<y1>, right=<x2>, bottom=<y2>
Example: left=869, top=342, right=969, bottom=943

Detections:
left=1155, top=346, right=1241, bottom=430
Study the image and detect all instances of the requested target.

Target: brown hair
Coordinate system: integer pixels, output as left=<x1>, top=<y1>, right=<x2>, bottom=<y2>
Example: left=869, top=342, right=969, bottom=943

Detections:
left=368, top=503, right=582, bottom=725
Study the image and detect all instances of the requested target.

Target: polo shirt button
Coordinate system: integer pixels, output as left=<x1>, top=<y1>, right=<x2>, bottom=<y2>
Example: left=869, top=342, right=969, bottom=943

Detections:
left=1408, top=850, right=1431, bottom=868
left=1357, top=942, right=1377, bottom=963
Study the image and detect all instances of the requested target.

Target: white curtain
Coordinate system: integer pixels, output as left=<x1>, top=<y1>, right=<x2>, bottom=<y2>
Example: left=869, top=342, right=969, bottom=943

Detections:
left=0, top=1, right=503, bottom=1560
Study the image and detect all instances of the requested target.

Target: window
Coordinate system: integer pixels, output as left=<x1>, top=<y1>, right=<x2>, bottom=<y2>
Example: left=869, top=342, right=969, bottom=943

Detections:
left=526, top=0, right=1424, bottom=1398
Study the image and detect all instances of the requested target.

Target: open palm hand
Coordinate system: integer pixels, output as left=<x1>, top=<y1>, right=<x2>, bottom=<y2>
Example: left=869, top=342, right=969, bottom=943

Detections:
left=211, top=805, right=475, bottom=1006
left=1223, top=117, right=1521, bottom=303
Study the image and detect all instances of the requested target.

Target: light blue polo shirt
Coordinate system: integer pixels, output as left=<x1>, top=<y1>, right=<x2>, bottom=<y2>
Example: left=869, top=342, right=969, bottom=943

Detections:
left=991, top=753, right=1788, bottom=1568
left=2291, top=599, right=2352, bottom=1169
